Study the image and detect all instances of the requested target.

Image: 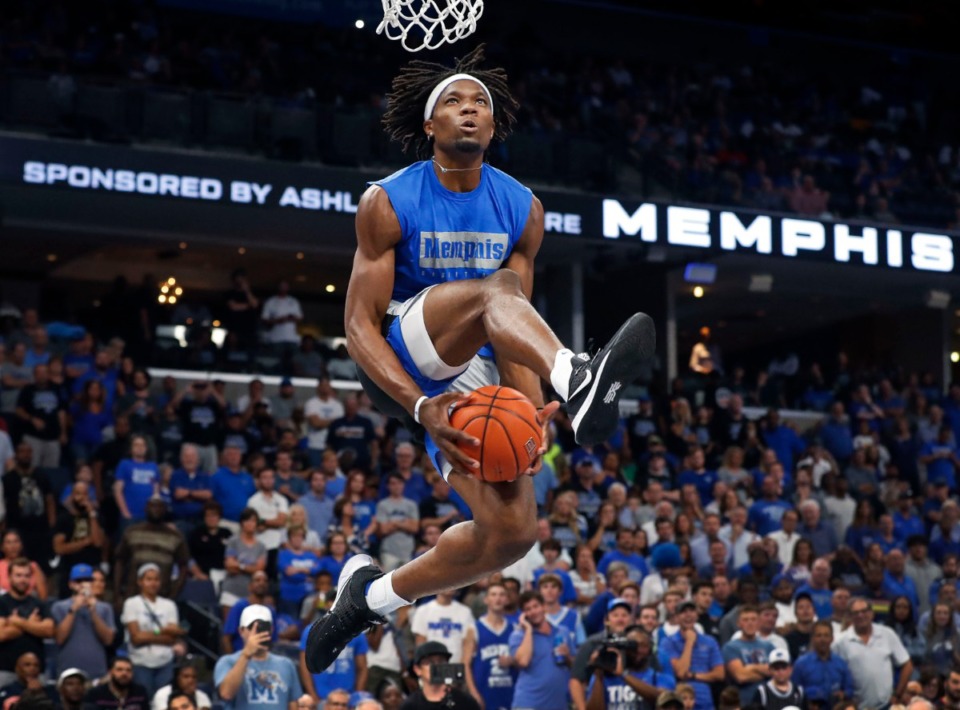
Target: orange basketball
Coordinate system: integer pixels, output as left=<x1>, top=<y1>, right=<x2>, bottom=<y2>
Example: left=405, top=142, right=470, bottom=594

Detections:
left=449, top=385, right=543, bottom=483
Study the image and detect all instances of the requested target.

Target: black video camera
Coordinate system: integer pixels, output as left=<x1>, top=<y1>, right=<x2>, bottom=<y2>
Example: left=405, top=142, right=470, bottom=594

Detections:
left=429, top=663, right=466, bottom=686
left=589, top=634, right=639, bottom=675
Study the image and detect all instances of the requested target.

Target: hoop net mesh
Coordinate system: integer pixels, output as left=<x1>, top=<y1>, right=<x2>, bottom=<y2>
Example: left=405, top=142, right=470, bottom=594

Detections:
left=377, top=0, right=484, bottom=52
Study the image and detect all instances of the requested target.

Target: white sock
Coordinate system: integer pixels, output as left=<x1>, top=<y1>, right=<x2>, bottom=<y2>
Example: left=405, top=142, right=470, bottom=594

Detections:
left=365, top=571, right=412, bottom=616
left=550, top=348, right=576, bottom=401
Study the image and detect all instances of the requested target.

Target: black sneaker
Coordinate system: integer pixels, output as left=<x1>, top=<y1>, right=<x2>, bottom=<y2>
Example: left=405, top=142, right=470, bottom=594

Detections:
left=566, top=313, right=656, bottom=445
left=304, top=554, right=386, bottom=673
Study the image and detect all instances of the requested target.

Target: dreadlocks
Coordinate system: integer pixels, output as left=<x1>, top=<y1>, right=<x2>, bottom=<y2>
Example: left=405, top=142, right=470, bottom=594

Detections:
left=381, top=44, right=519, bottom=160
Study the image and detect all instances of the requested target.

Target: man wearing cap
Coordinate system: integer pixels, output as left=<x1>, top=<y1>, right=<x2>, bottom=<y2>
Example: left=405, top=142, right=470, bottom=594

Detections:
left=832, top=597, right=912, bottom=710
left=0, top=558, right=54, bottom=688
left=784, top=593, right=817, bottom=660
left=572, top=595, right=648, bottom=704
left=658, top=600, right=724, bottom=710
left=401, top=641, right=480, bottom=710
left=723, top=604, right=776, bottom=705
left=750, top=649, right=805, bottom=710
left=584, top=625, right=677, bottom=710
left=57, top=668, right=88, bottom=710
left=51, top=563, right=116, bottom=680
left=216, top=604, right=302, bottom=710
left=791, top=621, right=853, bottom=709
left=599, top=527, right=651, bottom=585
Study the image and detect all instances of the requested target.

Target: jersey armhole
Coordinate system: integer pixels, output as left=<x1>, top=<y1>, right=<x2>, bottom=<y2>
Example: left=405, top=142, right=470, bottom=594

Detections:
left=374, top=184, right=411, bottom=245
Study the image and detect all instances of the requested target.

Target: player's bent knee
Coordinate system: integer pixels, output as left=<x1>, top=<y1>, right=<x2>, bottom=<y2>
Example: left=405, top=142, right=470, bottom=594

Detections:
left=484, top=514, right=538, bottom=566
left=483, top=268, right=523, bottom=297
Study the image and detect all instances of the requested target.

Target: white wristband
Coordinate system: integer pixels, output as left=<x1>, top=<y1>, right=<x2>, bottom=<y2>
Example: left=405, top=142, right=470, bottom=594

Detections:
left=413, top=396, right=428, bottom=424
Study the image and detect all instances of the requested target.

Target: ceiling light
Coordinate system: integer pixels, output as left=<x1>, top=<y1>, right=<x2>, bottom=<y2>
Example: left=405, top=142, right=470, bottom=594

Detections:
left=355, top=19, right=365, bottom=29
left=693, top=286, right=704, bottom=298
left=325, top=284, right=336, bottom=293
left=238, top=247, right=246, bottom=255
left=953, top=352, right=960, bottom=364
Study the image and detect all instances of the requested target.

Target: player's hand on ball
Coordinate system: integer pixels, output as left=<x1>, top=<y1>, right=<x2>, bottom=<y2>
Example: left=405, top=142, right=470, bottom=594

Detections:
left=523, top=401, right=560, bottom=476
left=419, top=392, right=480, bottom=474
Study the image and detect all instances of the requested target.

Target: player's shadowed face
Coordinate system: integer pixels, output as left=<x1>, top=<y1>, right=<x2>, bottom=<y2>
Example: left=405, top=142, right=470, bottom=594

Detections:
left=426, top=79, right=494, bottom=156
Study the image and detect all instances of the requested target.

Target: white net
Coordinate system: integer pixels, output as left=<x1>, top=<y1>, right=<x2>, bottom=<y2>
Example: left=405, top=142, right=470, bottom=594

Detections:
left=377, top=0, right=484, bottom=52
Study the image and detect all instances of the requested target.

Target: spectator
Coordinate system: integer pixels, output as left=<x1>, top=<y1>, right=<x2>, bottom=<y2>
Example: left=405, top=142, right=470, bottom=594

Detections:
left=84, top=657, right=149, bottom=710
left=317, top=449, right=346, bottom=501
left=749, top=649, right=804, bottom=710
left=509, top=591, right=571, bottom=710
left=791, top=621, right=853, bottom=707
left=57, top=668, right=89, bottom=710
left=274, top=450, right=307, bottom=503
left=787, top=175, right=830, bottom=217
left=223, top=269, right=261, bottom=354
left=53, top=479, right=104, bottom=594
left=222, top=571, right=277, bottom=653
left=467, top=582, right=517, bottom=710
left=723, top=604, right=775, bottom=704
left=412, top=589, right=478, bottom=666
left=121, top=562, right=186, bottom=697
left=316, top=532, right=353, bottom=584
left=327, top=395, right=377, bottom=472
left=0, top=343, right=32, bottom=415
left=375, top=472, right=419, bottom=572
left=832, top=597, right=913, bottom=709
left=114, top=498, right=190, bottom=601
left=114, top=435, right=160, bottom=526
left=584, top=626, right=677, bottom=710
left=659, top=600, right=725, bottom=710
left=15, top=363, right=66, bottom=469
left=278, top=526, right=320, bottom=618
left=0, top=427, right=12, bottom=473
left=52, top=563, right=116, bottom=679
left=173, top=381, right=226, bottom=474
left=2, top=443, right=55, bottom=566
left=271, top=380, right=299, bottom=431
left=280, top=505, right=324, bottom=554
left=221, top=508, right=268, bottom=614
left=300, top=471, right=335, bottom=545
left=598, top=526, right=651, bottom=584
left=0, top=531, right=47, bottom=600
left=292, top=336, right=325, bottom=378
left=904, top=535, right=941, bottom=617
left=214, top=604, right=302, bottom=710
left=152, top=664, right=213, bottom=710
left=569, top=597, right=637, bottom=710
left=261, top=281, right=303, bottom=368
left=247, top=468, right=290, bottom=577
left=0, top=558, right=55, bottom=689
left=72, top=348, right=121, bottom=408
left=170, top=444, right=213, bottom=534
left=0, top=652, right=59, bottom=708
left=378, top=443, right=429, bottom=504
left=569, top=544, right=606, bottom=615
left=398, top=641, right=477, bottom=710
left=304, top=377, right=344, bottom=467
left=797, top=500, right=839, bottom=558
left=211, top=446, right=257, bottom=527
left=91, top=414, right=133, bottom=498
left=187, top=501, right=232, bottom=583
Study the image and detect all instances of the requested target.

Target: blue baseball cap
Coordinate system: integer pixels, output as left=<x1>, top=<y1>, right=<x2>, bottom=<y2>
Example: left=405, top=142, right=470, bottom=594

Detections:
left=69, top=564, right=94, bottom=582
left=348, top=691, right=375, bottom=709
left=607, top=597, right=633, bottom=614
left=651, top=543, right=682, bottom=570
left=280, top=377, right=293, bottom=387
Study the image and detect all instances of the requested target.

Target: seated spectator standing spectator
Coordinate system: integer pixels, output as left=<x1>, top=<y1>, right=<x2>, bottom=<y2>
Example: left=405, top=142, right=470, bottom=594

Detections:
left=15, top=363, right=66, bottom=469
left=749, top=649, right=804, bottom=710
left=221, top=508, right=267, bottom=614
left=402, top=641, right=479, bottom=710
left=327, top=395, right=376, bottom=472
left=537, top=574, right=582, bottom=642
left=114, top=498, right=190, bottom=602
left=122, top=563, right=186, bottom=698
left=52, top=564, right=116, bottom=680
left=659, top=600, right=725, bottom=710
left=84, top=657, right=149, bottom=710
left=0, top=558, right=55, bottom=689
left=0, top=651, right=59, bottom=708
left=70, top=381, right=112, bottom=466
left=215, top=604, right=302, bottom=710
left=509, top=591, right=571, bottom=710
left=173, top=381, right=226, bottom=474
left=114, top=435, right=160, bottom=528
left=723, top=604, right=775, bottom=705
left=0, top=531, right=47, bottom=600
left=170, top=444, right=213, bottom=535
left=795, top=559, right=834, bottom=620
left=791, top=621, right=854, bottom=708
left=53, top=480, right=104, bottom=597
left=761, top=411, right=806, bottom=475
left=260, top=281, right=302, bottom=370
left=188, top=501, right=232, bottom=585
left=222, top=572, right=277, bottom=654
left=278, top=526, right=320, bottom=618
left=2, top=443, right=55, bottom=567
left=247, top=468, right=289, bottom=578
left=376, top=472, right=419, bottom=572
left=275, top=450, right=307, bottom=503
left=152, top=664, right=212, bottom=710
left=412, top=589, right=478, bottom=668
left=304, top=377, right=343, bottom=468
left=211, top=447, right=257, bottom=529
left=585, top=626, right=677, bottom=710
left=57, top=668, right=89, bottom=710
left=748, top=477, right=792, bottom=536
left=569, top=596, right=635, bottom=709
left=921, top=426, right=960, bottom=492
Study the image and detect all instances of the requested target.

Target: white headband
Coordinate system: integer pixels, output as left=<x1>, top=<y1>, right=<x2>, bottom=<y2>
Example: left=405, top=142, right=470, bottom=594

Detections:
left=423, top=73, right=494, bottom=121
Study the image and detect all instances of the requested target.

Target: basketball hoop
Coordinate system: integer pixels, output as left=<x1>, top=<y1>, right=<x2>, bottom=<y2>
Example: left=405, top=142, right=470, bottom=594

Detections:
left=377, top=0, right=484, bottom=52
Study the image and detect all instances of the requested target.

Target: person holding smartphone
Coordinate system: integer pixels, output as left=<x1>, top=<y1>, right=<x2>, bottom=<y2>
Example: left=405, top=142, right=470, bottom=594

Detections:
left=215, top=605, right=303, bottom=710
left=51, top=564, right=116, bottom=682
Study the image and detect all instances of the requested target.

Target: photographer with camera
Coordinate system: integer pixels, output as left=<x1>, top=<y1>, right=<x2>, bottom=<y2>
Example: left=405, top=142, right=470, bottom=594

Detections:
left=585, top=626, right=677, bottom=710
left=571, top=598, right=636, bottom=710
left=215, top=604, right=303, bottom=710
left=400, top=641, right=480, bottom=710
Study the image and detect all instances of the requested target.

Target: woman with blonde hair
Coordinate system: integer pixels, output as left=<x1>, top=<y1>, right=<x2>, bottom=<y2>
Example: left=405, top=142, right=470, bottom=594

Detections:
left=548, top=491, right=587, bottom=554
left=279, top=503, right=322, bottom=554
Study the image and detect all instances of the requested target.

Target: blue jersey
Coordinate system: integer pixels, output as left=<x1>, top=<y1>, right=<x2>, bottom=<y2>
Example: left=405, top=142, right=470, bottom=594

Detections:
left=373, top=160, right=533, bottom=360
left=472, top=618, right=517, bottom=710
left=588, top=666, right=676, bottom=710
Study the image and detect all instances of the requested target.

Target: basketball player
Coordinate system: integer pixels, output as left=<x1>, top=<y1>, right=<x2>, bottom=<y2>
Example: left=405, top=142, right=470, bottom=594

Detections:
left=306, top=46, right=655, bottom=672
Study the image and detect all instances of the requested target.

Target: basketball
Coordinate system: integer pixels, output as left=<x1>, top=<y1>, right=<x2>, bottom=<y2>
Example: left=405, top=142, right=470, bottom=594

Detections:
left=449, top=385, right=543, bottom=483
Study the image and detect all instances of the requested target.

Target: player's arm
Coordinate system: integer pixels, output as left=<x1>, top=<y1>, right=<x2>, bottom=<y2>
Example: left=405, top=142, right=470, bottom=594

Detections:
left=498, top=196, right=546, bottom=408
left=344, top=186, right=426, bottom=416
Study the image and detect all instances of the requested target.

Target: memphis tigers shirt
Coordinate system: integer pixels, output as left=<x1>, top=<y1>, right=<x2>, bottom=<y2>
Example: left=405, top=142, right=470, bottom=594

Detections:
left=472, top=618, right=518, bottom=710
left=372, top=160, right=533, bottom=358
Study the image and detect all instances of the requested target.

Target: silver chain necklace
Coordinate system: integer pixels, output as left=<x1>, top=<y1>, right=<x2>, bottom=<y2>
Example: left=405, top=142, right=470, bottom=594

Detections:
left=432, top=158, right=483, bottom=174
